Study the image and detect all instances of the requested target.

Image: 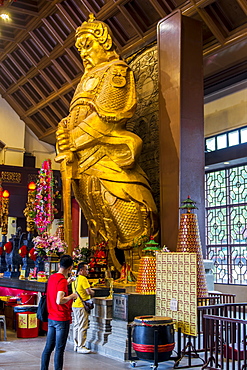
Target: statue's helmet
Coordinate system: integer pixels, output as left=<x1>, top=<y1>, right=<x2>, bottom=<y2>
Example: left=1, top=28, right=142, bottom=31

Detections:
left=75, top=13, right=114, bottom=51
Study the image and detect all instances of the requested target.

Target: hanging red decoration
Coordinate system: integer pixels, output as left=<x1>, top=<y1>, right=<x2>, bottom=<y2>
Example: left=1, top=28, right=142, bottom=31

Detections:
left=4, top=241, right=12, bottom=254
left=29, top=247, right=37, bottom=261
left=19, top=245, right=28, bottom=258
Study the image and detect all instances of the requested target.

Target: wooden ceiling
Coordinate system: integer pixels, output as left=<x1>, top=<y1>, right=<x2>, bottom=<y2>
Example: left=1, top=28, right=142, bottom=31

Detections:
left=0, top=0, right=246, bottom=145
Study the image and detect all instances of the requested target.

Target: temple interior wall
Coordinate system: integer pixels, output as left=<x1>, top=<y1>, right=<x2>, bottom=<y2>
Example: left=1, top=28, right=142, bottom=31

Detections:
left=0, top=96, right=58, bottom=170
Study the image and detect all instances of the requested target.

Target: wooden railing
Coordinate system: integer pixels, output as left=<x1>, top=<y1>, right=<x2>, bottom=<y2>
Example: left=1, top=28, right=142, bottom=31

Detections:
left=179, top=293, right=236, bottom=354
left=174, top=294, right=237, bottom=368
left=202, top=311, right=247, bottom=370
left=208, top=292, right=236, bottom=304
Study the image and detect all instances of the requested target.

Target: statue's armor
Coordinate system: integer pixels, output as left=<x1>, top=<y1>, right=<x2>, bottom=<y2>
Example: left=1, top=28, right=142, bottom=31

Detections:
left=57, top=58, right=158, bottom=256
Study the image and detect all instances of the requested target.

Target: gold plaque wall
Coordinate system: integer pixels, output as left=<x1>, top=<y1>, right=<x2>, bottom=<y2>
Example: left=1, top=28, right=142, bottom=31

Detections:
left=156, top=252, right=197, bottom=337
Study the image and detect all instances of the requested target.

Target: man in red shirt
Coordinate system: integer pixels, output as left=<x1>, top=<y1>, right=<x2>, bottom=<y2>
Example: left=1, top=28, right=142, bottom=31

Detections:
left=41, top=255, right=77, bottom=370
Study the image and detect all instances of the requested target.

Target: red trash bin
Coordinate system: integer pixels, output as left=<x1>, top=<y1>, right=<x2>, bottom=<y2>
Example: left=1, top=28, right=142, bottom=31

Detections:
left=14, top=305, right=39, bottom=338
left=19, top=293, right=37, bottom=305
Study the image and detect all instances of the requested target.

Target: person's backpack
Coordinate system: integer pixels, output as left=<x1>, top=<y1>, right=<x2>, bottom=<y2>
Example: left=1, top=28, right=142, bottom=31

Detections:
left=37, top=294, right=48, bottom=322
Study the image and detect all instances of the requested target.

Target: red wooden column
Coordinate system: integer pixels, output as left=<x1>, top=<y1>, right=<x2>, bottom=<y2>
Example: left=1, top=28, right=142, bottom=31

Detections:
left=71, top=198, right=80, bottom=251
left=158, top=11, right=205, bottom=253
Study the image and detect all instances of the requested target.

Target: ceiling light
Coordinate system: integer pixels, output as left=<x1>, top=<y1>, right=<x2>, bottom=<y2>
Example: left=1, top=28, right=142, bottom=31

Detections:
left=0, top=13, right=10, bottom=20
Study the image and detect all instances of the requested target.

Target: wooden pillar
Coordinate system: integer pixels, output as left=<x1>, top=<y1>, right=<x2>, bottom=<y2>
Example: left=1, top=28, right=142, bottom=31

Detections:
left=71, top=198, right=80, bottom=251
left=158, top=11, right=205, bottom=253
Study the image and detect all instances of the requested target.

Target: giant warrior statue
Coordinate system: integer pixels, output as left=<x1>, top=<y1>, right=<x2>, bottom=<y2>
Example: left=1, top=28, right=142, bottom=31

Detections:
left=55, top=14, right=158, bottom=272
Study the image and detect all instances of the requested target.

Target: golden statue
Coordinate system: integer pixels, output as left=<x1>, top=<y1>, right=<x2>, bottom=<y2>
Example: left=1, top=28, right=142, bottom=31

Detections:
left=56, top=14, right=158, bottom=273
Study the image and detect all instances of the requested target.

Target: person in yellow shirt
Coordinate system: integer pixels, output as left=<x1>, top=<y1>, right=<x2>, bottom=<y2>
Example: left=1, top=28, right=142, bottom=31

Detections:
left=72, top=262, right=94, bottom=354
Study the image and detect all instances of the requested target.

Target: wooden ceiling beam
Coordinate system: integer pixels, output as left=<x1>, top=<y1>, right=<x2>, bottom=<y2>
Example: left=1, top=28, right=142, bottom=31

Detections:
left=117, top=5, right=143, bottom=38
left=5, top=52, right=26, bottom=74
left=55, top=3, right=79, bottom=29
left=38, top=128, right=56, bottom=144
left=0, top=0, right=61, bottom=59
left=159, top=0, right=174, bottom=13
left=3, top=39, right=77, bottom=96
left=0, top=62, right=17, bottom=85
left=18, top=86, right=38, bottom=107
left=65, top=47, right=83, bottom=71
left=51, top=59, right=73, bottom=83
left=35, top=109, right=57, bottom=129
left=41, top=18, right=65, bottom=46
left=0, top=35, right=15, bottom=42
left=48, top=101, right=65, bottom=122
left=0, top=22, right=27, bottom=30
left=77, top=0, right=95, bottom=15
left=236, top=0, right=247, bottom=15
left=145, top=0, right=167, bottom=18
left=196, top=7, right=226, bottom=45
left=121, top=28, right=157, bottom=58
left=17, top=42, right=39, bottom=67
left=27, top=78, right=46, bottom=101
left=203, top=25, right=247, bottom=55
left=182, top=0, right=215, bottom=16
left=28, top=31, right=51, bottom=57
left=23, top=76, right=80, bottom=116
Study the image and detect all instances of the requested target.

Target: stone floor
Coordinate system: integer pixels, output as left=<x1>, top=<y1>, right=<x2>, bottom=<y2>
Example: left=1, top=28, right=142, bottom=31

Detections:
left=0, top=329, right=205, bottom=370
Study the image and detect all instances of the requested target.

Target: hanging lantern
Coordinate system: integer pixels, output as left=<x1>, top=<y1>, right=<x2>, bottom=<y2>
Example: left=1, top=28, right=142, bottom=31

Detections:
left=4, top=241, right=12, bottom=254
left=28, top=182, right=36, bottom=191
left=29, top=247, right=37, bottom=261
left=19, top=245, right=28, bottom=258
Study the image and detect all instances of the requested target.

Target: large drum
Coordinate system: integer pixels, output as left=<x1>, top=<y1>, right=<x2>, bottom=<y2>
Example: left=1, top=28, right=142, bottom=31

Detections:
left=132, top=316, right=175, bottom=362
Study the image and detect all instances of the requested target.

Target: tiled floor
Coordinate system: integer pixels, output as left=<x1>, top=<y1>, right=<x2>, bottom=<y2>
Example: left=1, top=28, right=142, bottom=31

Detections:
left=0, top=329, right=205, bottom=370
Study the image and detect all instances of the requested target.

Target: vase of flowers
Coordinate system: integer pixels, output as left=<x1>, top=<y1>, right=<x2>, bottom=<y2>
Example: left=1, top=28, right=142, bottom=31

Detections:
left=32, top=233, right=67, bottom=261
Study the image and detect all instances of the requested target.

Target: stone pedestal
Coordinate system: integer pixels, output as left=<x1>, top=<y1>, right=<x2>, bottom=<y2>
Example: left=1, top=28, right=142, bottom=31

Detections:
left=86, top=297, right=112, bottom=350
left=103, top=319, right=132, bottom=361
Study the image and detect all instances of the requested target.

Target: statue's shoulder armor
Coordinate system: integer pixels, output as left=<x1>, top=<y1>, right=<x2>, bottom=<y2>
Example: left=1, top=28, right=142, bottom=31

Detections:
left=70, top=59, right=136, bottom=120
left=95, top=59, right=136, bottom=120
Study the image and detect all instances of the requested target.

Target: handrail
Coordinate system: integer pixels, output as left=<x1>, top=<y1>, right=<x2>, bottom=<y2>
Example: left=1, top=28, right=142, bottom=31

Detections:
left=203, top=313, right=247, bottom=325
left=202, top=304, right=247, bottom=370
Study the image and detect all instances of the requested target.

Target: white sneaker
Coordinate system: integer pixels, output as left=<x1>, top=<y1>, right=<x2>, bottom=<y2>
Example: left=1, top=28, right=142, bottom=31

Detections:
left=77, top=347, right=91, bottom=354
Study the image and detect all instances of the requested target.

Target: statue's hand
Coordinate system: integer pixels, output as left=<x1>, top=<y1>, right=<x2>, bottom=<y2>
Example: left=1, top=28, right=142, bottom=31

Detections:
left=56, top=126, right=71, bottom=151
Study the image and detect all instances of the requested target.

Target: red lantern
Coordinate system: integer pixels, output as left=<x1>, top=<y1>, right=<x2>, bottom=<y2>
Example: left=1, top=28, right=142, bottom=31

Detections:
left=29, top=247, right=37, bottom=261
left=19, top=245, right=28, bottom=258
left=28, top=182, right=36, bottom=191
left=2, top=190, right=10, bottom=198
left=4, top=241, right=12, bottom=254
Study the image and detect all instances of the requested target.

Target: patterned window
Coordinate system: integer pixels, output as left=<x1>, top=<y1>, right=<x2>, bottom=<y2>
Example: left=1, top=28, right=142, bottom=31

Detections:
left=206, top=165, right=247, bottom=284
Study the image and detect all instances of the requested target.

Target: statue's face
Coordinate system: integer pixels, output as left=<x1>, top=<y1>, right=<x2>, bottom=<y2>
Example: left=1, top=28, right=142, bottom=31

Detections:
left=77, top=34, right=108, bottom=72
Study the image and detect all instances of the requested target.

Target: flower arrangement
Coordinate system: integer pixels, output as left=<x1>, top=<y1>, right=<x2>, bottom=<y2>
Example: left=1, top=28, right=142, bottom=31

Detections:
left=72, top=246, right=91, bottom=264
left=33, top=233, right=67, bottom=260
left=34, top=159, right=58, bottom=234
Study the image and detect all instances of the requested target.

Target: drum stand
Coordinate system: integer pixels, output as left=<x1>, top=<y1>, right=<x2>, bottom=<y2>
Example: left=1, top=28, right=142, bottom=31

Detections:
left=128, top=326, right=205, bottom=369
left=128, top=325, right=175, bottom=370
left=173, top=331, right=205, bottom=369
